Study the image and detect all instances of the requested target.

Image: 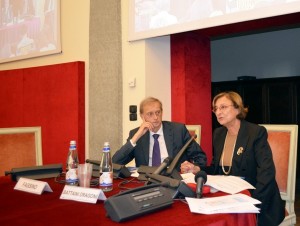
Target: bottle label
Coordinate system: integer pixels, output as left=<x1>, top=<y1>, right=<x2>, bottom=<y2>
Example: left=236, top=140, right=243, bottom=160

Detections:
left=99, top=172, right=113, bottom=186
left=66, top=168, right=78, bottom=183
left=103, top=147, right=110, bottom=152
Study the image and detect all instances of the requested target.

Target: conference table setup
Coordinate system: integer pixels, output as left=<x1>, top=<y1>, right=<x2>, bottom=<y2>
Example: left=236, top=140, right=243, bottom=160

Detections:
left=0, top=170, right=257, bottom=226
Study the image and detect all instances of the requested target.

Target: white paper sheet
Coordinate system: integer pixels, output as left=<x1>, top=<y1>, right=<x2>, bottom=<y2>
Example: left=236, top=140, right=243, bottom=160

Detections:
left=181, top=174, right=255, bottom=194
left=186, top=193, right=261, bottom=214
left=206, top=175, right=255, bottom=194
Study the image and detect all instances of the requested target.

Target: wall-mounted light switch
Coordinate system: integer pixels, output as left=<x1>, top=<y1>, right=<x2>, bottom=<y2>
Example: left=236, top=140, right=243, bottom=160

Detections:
left=128, top=77, right=136, bottom=87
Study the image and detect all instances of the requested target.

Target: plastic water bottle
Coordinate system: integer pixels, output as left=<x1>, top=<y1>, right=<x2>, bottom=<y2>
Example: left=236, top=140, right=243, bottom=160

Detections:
left=99, top=142, right=113, bottom=192
left=65, top=140, right=79, bottom=185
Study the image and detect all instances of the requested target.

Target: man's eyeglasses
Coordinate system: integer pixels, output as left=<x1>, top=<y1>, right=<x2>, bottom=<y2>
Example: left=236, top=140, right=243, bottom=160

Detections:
left=212, top=105, right=233, bottom=113
left=145, top=110, right=162, bottom=118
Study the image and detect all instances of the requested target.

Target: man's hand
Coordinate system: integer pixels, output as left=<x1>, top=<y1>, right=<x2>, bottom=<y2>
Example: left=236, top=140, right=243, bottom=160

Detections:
left=180, top=161, right=200, bottom=174
left=131, top=121, right=154, bottom=144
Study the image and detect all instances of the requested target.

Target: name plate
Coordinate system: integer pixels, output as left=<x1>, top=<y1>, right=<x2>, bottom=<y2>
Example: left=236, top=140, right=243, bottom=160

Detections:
left=60, top=185, right=107, bottom=204
left=14, top=177, right=53, bottom=195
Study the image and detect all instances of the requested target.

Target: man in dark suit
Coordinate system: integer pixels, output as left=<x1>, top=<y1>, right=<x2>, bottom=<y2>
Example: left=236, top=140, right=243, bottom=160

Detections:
left=112, top=97, right=207, bottom=172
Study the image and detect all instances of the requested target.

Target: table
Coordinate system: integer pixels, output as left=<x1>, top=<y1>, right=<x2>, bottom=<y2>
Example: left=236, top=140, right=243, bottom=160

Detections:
left=0, top=176, right=257, bottom=226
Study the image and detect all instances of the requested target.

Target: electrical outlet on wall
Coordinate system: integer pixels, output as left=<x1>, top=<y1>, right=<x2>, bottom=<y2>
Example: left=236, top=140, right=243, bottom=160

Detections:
left=128, top=77, right=136, bottom=87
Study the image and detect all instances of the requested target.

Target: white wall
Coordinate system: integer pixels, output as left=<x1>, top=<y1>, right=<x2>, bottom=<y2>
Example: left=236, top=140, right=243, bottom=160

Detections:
left=121, top=0, right=171, bottom=143
left=121, top=0, right=172, bottom=166
left=211, top=28, right=300, bottom=82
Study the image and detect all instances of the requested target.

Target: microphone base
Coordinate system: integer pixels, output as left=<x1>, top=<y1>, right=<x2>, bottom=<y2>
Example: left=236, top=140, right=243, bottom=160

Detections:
left=5, top=164, right=63, bottom=181
left=170, top=181, right=196, bottom=199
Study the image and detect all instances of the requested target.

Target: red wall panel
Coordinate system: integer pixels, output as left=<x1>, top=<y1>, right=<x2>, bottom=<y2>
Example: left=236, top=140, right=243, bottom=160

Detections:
left=171, top=32, right=212, bottom=164
left=0, top=62, right=85, bottom=167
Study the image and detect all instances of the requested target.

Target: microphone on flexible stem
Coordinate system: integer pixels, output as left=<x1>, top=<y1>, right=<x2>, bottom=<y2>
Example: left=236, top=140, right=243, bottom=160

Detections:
left=153, top=157, right=172, bottom=175
left=146, top=157, right=178, bottom=186
left=194, top=171, right=207, bottom=198
left=165, top=134, right=197, bottom=176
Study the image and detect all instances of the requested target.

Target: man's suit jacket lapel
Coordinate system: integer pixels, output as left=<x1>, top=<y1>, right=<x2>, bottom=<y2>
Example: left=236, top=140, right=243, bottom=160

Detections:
left=140, top=131, right=150, bottom=165
left=162, top=122, right=174, bottom=158
left=139, top=122, right=175, bottom=165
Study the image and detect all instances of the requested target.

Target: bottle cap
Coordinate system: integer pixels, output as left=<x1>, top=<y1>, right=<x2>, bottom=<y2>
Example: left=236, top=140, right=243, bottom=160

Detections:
left=70, top=140, right=76, bottom=145
left=70, top=140, right=76, bottom=149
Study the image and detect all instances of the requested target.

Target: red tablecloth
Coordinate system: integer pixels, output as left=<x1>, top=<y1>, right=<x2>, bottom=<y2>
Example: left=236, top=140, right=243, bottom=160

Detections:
left=0, top=176, right=257, bottom=226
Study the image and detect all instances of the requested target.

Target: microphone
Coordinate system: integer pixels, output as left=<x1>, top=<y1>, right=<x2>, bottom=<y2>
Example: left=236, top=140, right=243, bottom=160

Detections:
left=153, top=157, right=172, bottom=175
left=194, top=171, right=207, bottom=198
left=146, top=157, right=178, bottom=187
left=85, top=159, right=131, bottom=178
left=165, top=134, right=197, bottom=176
left=146, top=157, right=197, bottom=199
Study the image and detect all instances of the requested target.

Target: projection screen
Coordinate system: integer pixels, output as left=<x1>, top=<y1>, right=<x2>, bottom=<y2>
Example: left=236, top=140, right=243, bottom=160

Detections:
left=129, top=0, right=300, bottom=41
left=0, top=0, right=61, bottom=64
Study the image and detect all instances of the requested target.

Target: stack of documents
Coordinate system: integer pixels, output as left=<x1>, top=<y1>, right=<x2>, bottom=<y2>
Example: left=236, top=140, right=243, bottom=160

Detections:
left=182, top=174, right=255, bottom=194
left=186, top=193, right=260, bottom=214
left=181, top=174, right=260, bottom=214
left=204, top=175, right=255, bottom=194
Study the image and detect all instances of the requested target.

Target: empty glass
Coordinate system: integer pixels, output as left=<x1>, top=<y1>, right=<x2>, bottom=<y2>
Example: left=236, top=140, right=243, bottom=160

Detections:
left=78, top=163, right=93, bottom=188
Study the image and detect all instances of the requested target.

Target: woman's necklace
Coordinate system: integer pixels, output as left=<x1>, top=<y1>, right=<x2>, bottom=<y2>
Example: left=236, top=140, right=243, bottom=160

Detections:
left=221, top=132, right=237, bottom=175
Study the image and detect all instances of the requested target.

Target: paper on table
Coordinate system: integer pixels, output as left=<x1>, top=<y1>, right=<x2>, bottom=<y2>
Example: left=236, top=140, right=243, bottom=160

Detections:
left=130, top=168, right=139, bottom=178
left=181, top=173, right=216, bottom=193
left=205, top=175, right=255, bottom=194
left=186, top=193, right=261, bottom=214
left=181, top=173, right=195, bottom=182
left=204, top=203, right=260, bottom=214
left=181, top=174, right=255, bottom=194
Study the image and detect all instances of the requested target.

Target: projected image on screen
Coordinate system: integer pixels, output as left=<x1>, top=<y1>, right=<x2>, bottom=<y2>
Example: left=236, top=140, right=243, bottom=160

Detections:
left=0, top=0, right=61, bottom=63
left=130, top=0, right=300, bottom=41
